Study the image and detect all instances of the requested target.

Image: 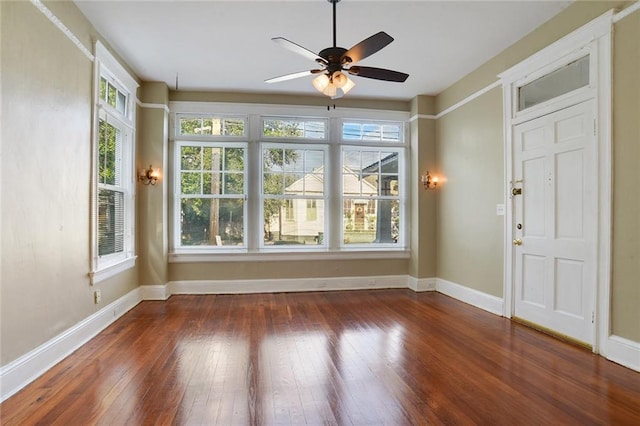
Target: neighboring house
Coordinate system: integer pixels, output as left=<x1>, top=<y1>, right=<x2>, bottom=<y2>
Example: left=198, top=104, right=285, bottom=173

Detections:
left=268, top=165, right=378, bottom=243
left=270, top=152, right=399, bottom=244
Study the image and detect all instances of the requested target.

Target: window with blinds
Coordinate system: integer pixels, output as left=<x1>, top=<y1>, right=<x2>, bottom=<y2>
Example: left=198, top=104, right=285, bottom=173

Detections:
left=91, top=41, right=137, bottom=282
left=97, top=118, right=124, bottom=256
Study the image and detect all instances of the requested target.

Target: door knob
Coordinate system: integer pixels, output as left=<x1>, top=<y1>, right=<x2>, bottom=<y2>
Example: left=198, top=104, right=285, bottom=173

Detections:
left=513, top=238, right=523, bottom=246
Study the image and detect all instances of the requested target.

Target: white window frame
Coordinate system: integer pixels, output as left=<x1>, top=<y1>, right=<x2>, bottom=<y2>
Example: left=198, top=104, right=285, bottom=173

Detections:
left=174, top=140, right=248, bottom=252
left=168, top=102, right=410, bottom=262
left=90, top=41, right=138, bottom=284
left=340, top=144, right=406, bottom=250
left=259, top=142, right=329, bottom=251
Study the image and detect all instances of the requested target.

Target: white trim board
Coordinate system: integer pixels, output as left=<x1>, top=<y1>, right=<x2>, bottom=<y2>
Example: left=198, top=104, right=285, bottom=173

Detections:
left=408, top=277, right=437, bottom=292
left=0, top=288, right=142, bottom=403
left=435, top=278, right=505, bottom=316
left=29, top=0, right=94, bottom=61
left=613, top=1, right=640, bottom=23
left=606, top=335, right=640, bottom=372
left=137, top=100, right=170, bottom=113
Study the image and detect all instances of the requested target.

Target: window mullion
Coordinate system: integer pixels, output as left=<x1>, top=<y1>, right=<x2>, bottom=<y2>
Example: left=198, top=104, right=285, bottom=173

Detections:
left=247, top=138, right=261, bottom=251
left=328, top=118, right=341, bottom=250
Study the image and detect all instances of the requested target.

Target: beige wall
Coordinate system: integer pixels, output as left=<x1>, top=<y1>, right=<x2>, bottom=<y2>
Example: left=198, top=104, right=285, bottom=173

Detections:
left=170, top=91, right=410, bottom=112
left=137, top=83, right=170, bottom=286
left=434, top=1, right=640, bottom=340
left=409, top=96, right=437, bottom=279
left=0, top=1, right=138, bottom=365
left=169, top=259, right=408, bottom=282
left=435, top=88, right=504, bottom=296
left=611, top=10, right=640, bottom=340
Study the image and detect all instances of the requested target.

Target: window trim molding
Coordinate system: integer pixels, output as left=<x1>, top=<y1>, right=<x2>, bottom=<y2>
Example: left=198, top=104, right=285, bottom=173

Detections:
left=168, top=250, right=410, bottom=263
left=169, top=102, right=410, bottom=257
left=174, top=140, right=249, bottom=250
left=90, top=41, right=139, bottom=281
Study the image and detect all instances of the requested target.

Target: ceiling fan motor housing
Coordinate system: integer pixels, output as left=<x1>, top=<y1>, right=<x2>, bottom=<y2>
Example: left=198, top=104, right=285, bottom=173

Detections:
left=318, top=47, right=351, bottom=73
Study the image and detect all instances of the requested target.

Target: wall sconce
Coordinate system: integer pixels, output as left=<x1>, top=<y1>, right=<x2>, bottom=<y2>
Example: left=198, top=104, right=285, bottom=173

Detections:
left=139, top=164, right=159, bottom=185
left=421, top=171, right=439, bottom=190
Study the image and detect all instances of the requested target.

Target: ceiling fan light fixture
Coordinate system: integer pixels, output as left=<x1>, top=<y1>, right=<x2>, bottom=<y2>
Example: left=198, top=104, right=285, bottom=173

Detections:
left=312, top=74, right=330, bottom=92
left=322, top=83, right=337, bottom=97
left=332, top=71, right=347, bottom=88
left=340, top=76, right=355, bottom=95
left=267, top=0, right=408, bottom=98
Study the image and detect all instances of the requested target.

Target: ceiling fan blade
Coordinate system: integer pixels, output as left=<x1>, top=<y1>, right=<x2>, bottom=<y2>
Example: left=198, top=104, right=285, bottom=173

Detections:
left=342, top=32, right=394, bottom=64
left=265, top=70, right=322, bottom=84
left=348, top=66, right=409, bottom=82
left=272, top=37, right=326, bottom=64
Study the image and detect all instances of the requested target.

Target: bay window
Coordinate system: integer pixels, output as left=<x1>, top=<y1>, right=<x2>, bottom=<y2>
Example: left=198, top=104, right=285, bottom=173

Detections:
left=171, top=103, right=408, bottom=258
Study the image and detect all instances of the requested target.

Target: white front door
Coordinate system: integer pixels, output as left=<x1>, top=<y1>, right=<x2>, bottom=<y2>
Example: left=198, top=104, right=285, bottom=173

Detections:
left=512, top=101, right=597, bottom=346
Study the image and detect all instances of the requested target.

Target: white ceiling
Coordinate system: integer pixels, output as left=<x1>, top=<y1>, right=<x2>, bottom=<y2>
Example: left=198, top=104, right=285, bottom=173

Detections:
left=74, top=0, right=573, bottom=101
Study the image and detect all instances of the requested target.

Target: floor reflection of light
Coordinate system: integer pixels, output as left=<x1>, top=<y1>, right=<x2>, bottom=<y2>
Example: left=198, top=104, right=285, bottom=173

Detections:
left=173, top=324, right=407, bottom=424
left=341, top=323, right=406, bottom=368
left=176, top=335, right=249, bottom=423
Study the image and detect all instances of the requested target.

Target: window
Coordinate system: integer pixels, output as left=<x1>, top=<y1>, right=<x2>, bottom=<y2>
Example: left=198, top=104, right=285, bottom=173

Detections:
left=261, top=145, right=326, bottom=247
left=342, top=121, right=402, bottom=142
left=91, top=42, right=138, bottom=283
left=177, top=142, right=246, bottom=248
left=170, top=104, right=407, bottom=257
left=518, top=55, right=590, bottom=111
left=342, top=148, right=401, bottom=245
left=179, top=116, right=245, bottom=137
left=263, top=117, right=326, bottom=139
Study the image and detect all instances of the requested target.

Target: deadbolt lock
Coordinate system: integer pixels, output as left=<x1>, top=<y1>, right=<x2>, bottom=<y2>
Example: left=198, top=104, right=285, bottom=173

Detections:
left=511, top=187, right=522, bottom=196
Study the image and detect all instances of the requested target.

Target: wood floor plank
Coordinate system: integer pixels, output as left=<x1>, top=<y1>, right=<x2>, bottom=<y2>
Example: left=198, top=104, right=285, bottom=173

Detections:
left=2, top=290, right=639, bottom=425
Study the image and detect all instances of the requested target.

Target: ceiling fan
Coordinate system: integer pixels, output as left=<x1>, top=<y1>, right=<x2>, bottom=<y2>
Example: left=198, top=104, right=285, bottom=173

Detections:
left=265, top=0, right=409, bottom=98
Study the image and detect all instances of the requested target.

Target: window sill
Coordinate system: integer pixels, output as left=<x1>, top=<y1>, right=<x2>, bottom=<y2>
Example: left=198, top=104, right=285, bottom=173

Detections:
left=168, top=250, right=410, bottom=263
left=90, top=256, right=137, bottom=285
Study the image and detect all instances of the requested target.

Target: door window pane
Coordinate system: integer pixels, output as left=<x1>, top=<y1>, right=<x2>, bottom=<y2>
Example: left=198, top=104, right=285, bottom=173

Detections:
left=518, top=56, right=590, bottom=111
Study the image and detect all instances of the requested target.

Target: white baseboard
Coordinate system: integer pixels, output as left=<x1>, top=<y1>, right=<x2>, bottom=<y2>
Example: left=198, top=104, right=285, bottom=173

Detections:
left=436, top=278, right=504, bottom=316
left=0, top=288, right=142, bottom=403
left=170, top=275, right=408, bottom=295
left=408, top=277, right=437, bottom=292
left=606, top=335, right=640, bottom=372
left=3, top=276, right=638, bottom=403
left=140, top=284, right=171, bottom=300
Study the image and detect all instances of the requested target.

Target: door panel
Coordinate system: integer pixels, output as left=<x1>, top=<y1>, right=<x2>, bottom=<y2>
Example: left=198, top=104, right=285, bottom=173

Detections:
left=522, top=254, right=545, bottom=307
left=513, top=101, right=596, bottom=345
left=555, top=258, right=584, bottom=316
left=556, top=149, right=584, bottom=239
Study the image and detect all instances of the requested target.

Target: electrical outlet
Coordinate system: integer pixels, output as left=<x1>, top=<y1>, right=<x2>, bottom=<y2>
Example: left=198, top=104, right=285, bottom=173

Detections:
left=94, top=290, right=102, bottom=304
left=496, top=204, right=506, bottom=216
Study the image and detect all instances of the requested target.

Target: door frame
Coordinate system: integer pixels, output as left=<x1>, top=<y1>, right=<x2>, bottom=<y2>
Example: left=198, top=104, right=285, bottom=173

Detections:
left=499, top=10, right=613, bottom=353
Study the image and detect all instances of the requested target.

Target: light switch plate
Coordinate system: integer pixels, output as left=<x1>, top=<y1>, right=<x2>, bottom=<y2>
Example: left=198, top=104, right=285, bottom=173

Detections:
left=496, top=204, right=505, bottom=216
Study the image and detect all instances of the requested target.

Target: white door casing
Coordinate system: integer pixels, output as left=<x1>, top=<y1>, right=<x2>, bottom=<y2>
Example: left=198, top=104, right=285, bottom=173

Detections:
left=500, top=10, right=612, bottom=353
left=512, top=101, right=597, bottom=345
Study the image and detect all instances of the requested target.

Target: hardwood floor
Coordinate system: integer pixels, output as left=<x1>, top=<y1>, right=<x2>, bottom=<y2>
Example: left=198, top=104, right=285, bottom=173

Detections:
left=2, top=290, right=639, bottom=425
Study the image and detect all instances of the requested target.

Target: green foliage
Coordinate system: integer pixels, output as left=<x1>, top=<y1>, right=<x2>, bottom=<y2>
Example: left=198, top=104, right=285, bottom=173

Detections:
left=180, top=117, right=245, bottom=136
left=98, top=119, right=118, bottom=185
left=180, top=145, right=245, bottom=246
left=263, top=120, right=304, bottom=137
left=262, top=148, right=299, bottom=240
